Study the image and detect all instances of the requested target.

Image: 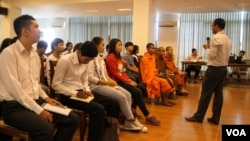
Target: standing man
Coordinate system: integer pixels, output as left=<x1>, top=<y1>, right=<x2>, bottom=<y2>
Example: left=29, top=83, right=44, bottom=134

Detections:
left=0, top=15, right=79, bottom=141
left=185, top=18, right=232, bottom=125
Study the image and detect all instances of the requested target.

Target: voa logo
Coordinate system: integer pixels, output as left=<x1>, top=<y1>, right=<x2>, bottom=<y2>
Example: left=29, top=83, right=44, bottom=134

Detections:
left=226, top=129, right=246, bottom=136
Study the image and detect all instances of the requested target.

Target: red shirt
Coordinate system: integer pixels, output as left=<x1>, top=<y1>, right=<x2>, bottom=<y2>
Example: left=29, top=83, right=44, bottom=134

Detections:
left=106, top=53, right=131, bottom=83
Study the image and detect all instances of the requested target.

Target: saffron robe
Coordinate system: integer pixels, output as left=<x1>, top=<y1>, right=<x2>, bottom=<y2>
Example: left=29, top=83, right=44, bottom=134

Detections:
left=163, top=54, right=185, bottom=86
left=140, top=52, right=175, bottom=98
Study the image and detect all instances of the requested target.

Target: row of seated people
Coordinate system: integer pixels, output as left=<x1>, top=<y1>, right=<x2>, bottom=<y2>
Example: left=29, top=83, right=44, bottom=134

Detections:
left=0, top=37, right=190, bottom=141
left=38, top=37, right=164, bottom=140
left=42, top=37, right=191, bottom=138
left=0, top=15, right=189, bottom=141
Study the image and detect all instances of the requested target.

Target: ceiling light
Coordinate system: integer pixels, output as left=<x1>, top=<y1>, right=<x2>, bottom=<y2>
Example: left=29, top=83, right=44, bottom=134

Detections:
left=117, top=8, right=131, bottom=12
left=85, top=10, right=99, bottom=13
left=186, top=6, right=194, bottom=9
left=195, top=5, right=203, bottom=8
left=236, top=3, right=250, bottom=6
left=186, top=5, right=203, bottom=9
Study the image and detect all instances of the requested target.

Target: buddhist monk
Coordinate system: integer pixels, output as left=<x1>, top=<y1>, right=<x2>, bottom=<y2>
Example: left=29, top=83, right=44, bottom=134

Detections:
left=155, top=47, right=178, bottom=100
left=140, top=43, right=176, bottom=106
left=164, top=46, right=189, bottom=95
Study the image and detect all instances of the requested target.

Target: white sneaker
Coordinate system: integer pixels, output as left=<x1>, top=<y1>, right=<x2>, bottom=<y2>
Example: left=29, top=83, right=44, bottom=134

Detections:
left=122, top=120, right=141, bottom=131
left=132, top=119, right=148, bottom=133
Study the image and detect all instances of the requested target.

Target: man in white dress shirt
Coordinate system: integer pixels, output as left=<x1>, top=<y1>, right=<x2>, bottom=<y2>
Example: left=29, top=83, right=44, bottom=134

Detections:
left=185, top=18, right=232, bottom=125
left=0, top=15, right=79, bottom=141
left=52, top=41, right=120, bottom=141
left=185, top=48, right=203, bottom=79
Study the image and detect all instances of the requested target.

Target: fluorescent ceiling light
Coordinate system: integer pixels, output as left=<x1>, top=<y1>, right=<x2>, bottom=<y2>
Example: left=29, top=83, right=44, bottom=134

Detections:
left=85, top=10, right=99, bottom=13
left=235, top=3, right=250, bottom=6
left=186, top=5, right=203, bottom=9
left=117, top=8, right=131, bottom=11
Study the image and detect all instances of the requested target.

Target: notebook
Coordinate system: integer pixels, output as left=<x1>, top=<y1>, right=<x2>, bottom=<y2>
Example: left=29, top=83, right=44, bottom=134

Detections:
left=70, top=96, right=94, bottom=103
left=42, top=103, right=72, bottom=116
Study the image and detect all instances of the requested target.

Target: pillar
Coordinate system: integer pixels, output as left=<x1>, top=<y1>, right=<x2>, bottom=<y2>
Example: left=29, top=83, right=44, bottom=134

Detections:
left=132, top=0, right=155, bottom=55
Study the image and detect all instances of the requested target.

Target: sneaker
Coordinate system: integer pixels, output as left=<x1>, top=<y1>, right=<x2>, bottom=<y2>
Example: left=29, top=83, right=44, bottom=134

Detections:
left=122, top=120, right=141, bottom=131
left=132, top=119, right=148, bottom=133
left=146, top=115, right=160, bottom=126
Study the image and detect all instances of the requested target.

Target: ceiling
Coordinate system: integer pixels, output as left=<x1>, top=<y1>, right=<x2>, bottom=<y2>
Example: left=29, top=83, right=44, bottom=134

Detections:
left=7, top=0, right=250, bottom=18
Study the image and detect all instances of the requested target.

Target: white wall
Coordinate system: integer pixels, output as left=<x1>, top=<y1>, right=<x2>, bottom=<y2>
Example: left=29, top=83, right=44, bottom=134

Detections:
left=132, top=0, right=155, bottom=55
left=0, top=0, right=21, bottom=43
left=157, top=13, right=180, bottom=65
left=36, top=17, right=69, bottom=53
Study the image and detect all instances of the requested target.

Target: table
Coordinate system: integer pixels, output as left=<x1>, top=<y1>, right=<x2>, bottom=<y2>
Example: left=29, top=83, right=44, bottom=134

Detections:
left=181, top=61, right=250, bottom=72
left=181, top=61, right=207, bottom=72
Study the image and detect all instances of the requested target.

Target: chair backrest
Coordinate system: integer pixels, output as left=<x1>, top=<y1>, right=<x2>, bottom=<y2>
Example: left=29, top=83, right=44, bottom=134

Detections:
left=49, top=60, right=58, bottom=99
left=40, top=57, right=48, bottom=86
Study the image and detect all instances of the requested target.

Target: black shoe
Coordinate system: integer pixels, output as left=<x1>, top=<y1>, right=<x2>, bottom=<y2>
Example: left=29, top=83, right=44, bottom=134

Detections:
left=185, top=117, right=203, bottom=123
left=207, top=118, right=219, bottom=125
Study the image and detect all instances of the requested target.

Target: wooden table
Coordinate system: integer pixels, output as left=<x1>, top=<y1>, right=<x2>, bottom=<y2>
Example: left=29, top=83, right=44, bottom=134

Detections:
left=181, top=61, right=207, bottom=72
left=181, top=61, right=250, bottom=72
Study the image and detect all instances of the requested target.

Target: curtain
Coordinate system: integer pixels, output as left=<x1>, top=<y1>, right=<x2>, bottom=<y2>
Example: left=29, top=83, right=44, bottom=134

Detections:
left=69, top=16, right=109, bottom=44
left=109, top=16, right=132, bottom=45
left=178, top=12, right=246, bottom=68
left=242, top=12, right=250, bottom=57
left=69, top=15, right=132, bottom=55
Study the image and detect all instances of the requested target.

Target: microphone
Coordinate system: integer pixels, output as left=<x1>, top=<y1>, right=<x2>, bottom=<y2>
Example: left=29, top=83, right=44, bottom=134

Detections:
left=204, top=37, right=210, bottom=49
left=206, top=37, right=210, bottom=41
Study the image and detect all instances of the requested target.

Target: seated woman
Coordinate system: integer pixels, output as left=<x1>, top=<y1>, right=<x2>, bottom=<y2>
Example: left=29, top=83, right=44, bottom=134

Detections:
left=105, top=38, right=160, bottom=126
left=88, top=37, right=144, bottom=132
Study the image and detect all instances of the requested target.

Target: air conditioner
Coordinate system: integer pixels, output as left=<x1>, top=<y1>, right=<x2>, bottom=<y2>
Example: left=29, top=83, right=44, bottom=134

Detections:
left=51, top=20, right=66, bottom=28
left=158, top=21, right=177, bottom=27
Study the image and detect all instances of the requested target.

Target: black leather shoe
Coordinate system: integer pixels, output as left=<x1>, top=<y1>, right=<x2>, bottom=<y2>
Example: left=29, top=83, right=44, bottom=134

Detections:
left=185, top=117, right=203, bottom=123
left=207, top=118, right=219, bottom=125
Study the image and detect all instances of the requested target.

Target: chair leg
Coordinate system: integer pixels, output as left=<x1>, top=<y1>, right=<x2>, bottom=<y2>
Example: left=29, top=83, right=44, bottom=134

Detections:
left=79, top=115, right=88, bottom=141
left=79, top=116, right=85, bottom=141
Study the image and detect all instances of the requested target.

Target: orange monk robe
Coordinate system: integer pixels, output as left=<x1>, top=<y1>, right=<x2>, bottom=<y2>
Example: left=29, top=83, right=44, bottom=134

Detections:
left=140, top=52, right=175, bottom=98
left=163, top=54, right=185, bottom=87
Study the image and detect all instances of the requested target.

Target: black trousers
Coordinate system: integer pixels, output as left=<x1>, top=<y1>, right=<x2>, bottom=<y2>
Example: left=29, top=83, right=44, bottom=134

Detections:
left=60, top=92, right=120, bottom=141
left=2, top=98, right=79, bottom=141
left=118, top=82, right=150, bottom=117
left=185, top=65, right=201, bottom=78
left=192, top=66, right=227, bottom=123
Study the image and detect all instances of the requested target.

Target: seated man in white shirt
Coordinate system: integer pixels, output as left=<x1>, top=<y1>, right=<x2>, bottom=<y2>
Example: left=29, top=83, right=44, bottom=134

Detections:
left=185, top=48, right=203, bottom=79
left=46, top=38, right=64, bottom=86
left=52, top=41, right=120, bottom=141
left=0, top=14, right=79, bottom=141
left=229, top=50, right=248, bottom=80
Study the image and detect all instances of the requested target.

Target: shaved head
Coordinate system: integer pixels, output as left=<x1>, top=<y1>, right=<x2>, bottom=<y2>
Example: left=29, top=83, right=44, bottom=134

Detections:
left=157, top=46, right=166, bottom=57
left=158, top=47, right=165, bottom=51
